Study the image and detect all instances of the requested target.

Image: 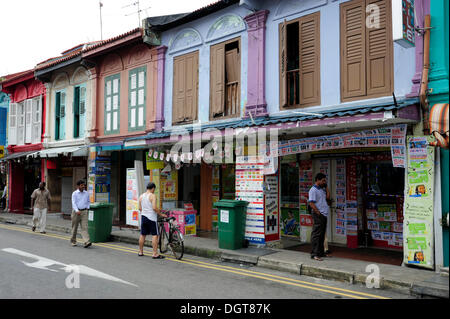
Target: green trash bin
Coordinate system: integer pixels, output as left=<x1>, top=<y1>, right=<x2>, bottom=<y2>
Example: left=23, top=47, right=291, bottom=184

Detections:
left=213, top=199, right=249, bottom=250
left=88, top=202, right=114, bottom=243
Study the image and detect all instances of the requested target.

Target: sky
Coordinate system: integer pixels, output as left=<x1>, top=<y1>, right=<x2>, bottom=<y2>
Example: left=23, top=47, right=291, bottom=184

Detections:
left=0, top=0, right=217, bottom=76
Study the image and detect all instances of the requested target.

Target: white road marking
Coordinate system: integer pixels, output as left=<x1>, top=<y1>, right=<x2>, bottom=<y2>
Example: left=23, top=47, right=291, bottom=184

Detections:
left=2, top=248, right=138, bottom=287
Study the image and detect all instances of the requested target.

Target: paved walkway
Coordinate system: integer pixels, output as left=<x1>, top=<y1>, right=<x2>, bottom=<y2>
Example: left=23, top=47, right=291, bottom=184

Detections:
left=0, top=211, right=448, bottom=298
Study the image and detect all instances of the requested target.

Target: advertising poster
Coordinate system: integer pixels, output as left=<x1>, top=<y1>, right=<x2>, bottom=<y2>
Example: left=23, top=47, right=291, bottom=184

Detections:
left=403, top=136, right=435, bottom=269
left=126, top=168, right=140, bottom=226
left=236, top=156, right=265, bottom=244
left=264, top=174, right=279, bottom=241
left=161, top=170, right=178, bottom=201
left=335, top=159, right=347, bottom=237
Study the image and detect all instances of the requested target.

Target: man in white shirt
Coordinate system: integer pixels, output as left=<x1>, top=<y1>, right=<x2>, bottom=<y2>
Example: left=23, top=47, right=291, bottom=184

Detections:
left=71, top=180, right=91, bottom=248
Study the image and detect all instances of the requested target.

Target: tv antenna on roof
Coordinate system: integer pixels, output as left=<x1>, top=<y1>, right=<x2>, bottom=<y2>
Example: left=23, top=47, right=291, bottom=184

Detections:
left=123, top=0, right=151, bottom=27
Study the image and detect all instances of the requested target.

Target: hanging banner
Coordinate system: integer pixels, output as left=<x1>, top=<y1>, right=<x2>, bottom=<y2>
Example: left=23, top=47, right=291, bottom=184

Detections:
left=403, top=136, right=435, bottom=269
left=270, top=125, right=406, bottom=156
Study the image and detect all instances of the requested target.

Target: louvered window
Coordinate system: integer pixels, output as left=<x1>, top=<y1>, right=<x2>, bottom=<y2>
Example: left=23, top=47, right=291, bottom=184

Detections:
left=55, top=91, right=66, bottom=140
left=279, top=12, right=320, bottom=109
left=104, top=74, right=120, bottom=134
left=210, top=38, right=240, bottom=120
left=128, top=66, right=146, bottom=131
left=340, top=0, right=393, bottom=101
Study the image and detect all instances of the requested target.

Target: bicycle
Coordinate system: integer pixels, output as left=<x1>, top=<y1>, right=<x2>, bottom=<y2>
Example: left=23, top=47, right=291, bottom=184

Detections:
left=158, top=213, right=184, bottom=260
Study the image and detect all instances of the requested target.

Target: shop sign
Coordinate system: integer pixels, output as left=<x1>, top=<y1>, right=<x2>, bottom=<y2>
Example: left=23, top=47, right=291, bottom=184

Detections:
left=392, top=0, right=415, bottom=48
left=403, top=136, right=435, bottom=269
left=0, top=146, right=4, bottom=158
left=146, top=151, right=165, bottom=170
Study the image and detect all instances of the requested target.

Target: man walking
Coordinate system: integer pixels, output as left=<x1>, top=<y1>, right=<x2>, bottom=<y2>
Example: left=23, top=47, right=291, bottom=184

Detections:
left=31, top=182, right=51, bottom=234
left=308, top=173, right=331, bottom=261
left=71, top=180, right=91, bottom=248
left=138, top=182, right=167, bottom=259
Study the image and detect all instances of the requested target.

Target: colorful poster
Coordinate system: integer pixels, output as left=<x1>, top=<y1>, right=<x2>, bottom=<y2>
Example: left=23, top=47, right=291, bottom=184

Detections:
left=264, top=174, right=279, bottom=240
left=236, top=156, right=265, bottom=244
left=390, top=124, right=407, bottom=168
left=126, top=168, right=140, bottom=226
left=212, top=166, right=220, bottom=231
left=403, top=136, right=435, bottom=269
left=335, top=159, right=347, bottom=237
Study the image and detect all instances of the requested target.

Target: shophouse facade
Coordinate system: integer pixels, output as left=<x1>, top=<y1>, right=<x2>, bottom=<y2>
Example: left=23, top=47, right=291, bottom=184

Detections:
left=0, top=70, right=46, bottom=211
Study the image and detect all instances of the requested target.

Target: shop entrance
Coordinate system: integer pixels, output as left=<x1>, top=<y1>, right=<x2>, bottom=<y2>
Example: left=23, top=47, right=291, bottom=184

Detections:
left=178, top=165, right=201, bottom=213
left=23, top=160, right=41, bottom=210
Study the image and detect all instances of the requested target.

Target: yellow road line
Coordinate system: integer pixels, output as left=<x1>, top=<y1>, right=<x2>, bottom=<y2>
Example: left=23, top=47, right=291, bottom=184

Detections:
left=0, top=223, right=390, bottom=299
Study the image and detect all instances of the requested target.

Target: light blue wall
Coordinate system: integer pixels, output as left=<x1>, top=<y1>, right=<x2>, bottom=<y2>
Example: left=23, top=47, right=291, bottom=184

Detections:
left=161, top=4, right=252, bottom=130
left=263, top=0, right=416, bottom=115
left=160, top=0, right=417, bottom=129
left=0, top=92, right=9, bottom=147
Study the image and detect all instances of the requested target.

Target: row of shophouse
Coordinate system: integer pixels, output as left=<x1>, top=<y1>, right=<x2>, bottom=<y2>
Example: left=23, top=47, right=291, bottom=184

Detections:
left=0, top=0, right=448, bottom=271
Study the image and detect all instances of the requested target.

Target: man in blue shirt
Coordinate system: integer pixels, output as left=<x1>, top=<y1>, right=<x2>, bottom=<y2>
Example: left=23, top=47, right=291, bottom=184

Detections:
left=71, top=180, right=91, bottom=248
left=308, top=173, right=330, bottom=261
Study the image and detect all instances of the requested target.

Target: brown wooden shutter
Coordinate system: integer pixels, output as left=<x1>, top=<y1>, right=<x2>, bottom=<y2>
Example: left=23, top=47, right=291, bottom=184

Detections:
left=365, top=0, right=393, bottom=96
left=341, top=0, right=367, bottom=100
left=298, top=12, right=320, bottom=106
left=279, top=20, right=287, bottom=108
left=173, top=55, right=186, bottom=124
left=185, top=51, right=199, bottom=122
left=210, top=42, right=225, bottom=118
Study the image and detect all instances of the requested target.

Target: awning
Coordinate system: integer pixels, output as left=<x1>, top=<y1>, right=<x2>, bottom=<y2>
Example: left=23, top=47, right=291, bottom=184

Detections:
left=29, top=146, right=88, bottom=158
left=429, top=103, right=449, bottom=148
left=0, top=150, right=36, bottom=161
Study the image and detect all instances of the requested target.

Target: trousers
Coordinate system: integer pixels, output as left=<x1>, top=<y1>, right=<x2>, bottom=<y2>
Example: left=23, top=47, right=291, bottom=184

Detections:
left=70, top=210, right=90, bottom=244
left=311, top=212, right=327, bottom=257
left=33, top=208, right=47, bottom=232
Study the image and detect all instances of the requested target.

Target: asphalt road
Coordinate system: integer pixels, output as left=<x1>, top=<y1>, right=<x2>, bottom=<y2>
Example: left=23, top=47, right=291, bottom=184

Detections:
left=0, top=222, right=415, bottom=303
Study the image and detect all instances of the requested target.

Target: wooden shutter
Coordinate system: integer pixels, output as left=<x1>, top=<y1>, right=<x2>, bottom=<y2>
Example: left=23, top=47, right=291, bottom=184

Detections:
left=74, top=86, right=80, bottom=138
left=55, top=92, right=60, bottom=140
left=365, top=0, right=393, bottom=96
left=8, top=102, right=17, bottom=145
left=185, top=52, right=198, bottom=122
left=279, top=20, right=287, bottom=108
left=25, top=99, right=32, bottom=143
left=341, top=0, right=367, bottom=100
left=17, top=102, right=25, bottom=145
left=298, top=12, right=320, bottom=106
left=210, top=42, right=225, bottom=118
left=32, top=97, right=42, bottom=144
left=79, top=86, right=86, bottom=138
left=173, top=55, right=186, bottom=124
left=60, top=91, right=66, bottom=139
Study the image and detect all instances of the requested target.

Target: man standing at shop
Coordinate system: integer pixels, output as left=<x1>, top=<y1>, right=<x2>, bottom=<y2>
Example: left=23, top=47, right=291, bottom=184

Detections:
left=71, top=180, right=91, bottom=248
left=308, top=173, right=331, bottom=261
left=31, top=182, right=51, bottom=233
left=138, top=182, right=167, bottom=259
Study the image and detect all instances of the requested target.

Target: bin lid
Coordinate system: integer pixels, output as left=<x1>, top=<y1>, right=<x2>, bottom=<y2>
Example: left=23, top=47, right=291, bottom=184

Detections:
left=90, top=202, right=115, bottom=208
left=213, top=199, right=249, bottom=208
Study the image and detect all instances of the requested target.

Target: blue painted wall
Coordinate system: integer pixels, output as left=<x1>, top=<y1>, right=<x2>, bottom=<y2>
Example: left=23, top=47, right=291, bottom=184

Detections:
left=0, top=92, right=9, bottom=147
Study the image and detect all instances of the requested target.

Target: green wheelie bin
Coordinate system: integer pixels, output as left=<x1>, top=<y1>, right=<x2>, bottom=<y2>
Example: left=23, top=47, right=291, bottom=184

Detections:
left=88, top=202, right=114, bottom=242
left=213, top=199, right=249, bottom=250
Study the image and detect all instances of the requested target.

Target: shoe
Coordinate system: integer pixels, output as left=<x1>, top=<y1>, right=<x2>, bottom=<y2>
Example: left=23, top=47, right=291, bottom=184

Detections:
left=311, top=256, right=323, bottom=261
left=32, top=226, right=36, bottom=232
left=138, top=252, right=144, bottom=257
left=71, top=243, right=77, bottom=247
left=152, top=255, right=165, bottom=259
left=84, top=242, right=92, bottom=248
left=40, top=231, right=46, bottom=234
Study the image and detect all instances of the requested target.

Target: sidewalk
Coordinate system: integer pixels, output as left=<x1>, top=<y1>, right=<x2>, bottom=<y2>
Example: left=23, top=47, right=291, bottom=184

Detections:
left=1, top=211, right=448, bottom=299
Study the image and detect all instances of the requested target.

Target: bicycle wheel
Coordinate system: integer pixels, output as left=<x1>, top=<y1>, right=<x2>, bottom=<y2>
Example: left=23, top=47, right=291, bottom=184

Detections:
left=169, top=228, right=184, bottom=260
left=159, top=224, right=170, bottom=254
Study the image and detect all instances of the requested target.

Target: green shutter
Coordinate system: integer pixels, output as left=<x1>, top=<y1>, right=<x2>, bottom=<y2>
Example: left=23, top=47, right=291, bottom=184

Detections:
left=73, top=86, right=80, bottom=138
left=128, top=66, right=146, bottom=131
left=55, top=92, right=60, bottom=140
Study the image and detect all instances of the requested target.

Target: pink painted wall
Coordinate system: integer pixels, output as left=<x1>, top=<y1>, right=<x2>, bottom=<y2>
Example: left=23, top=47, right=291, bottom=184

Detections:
left=95, top=43, right=159, bottom=140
